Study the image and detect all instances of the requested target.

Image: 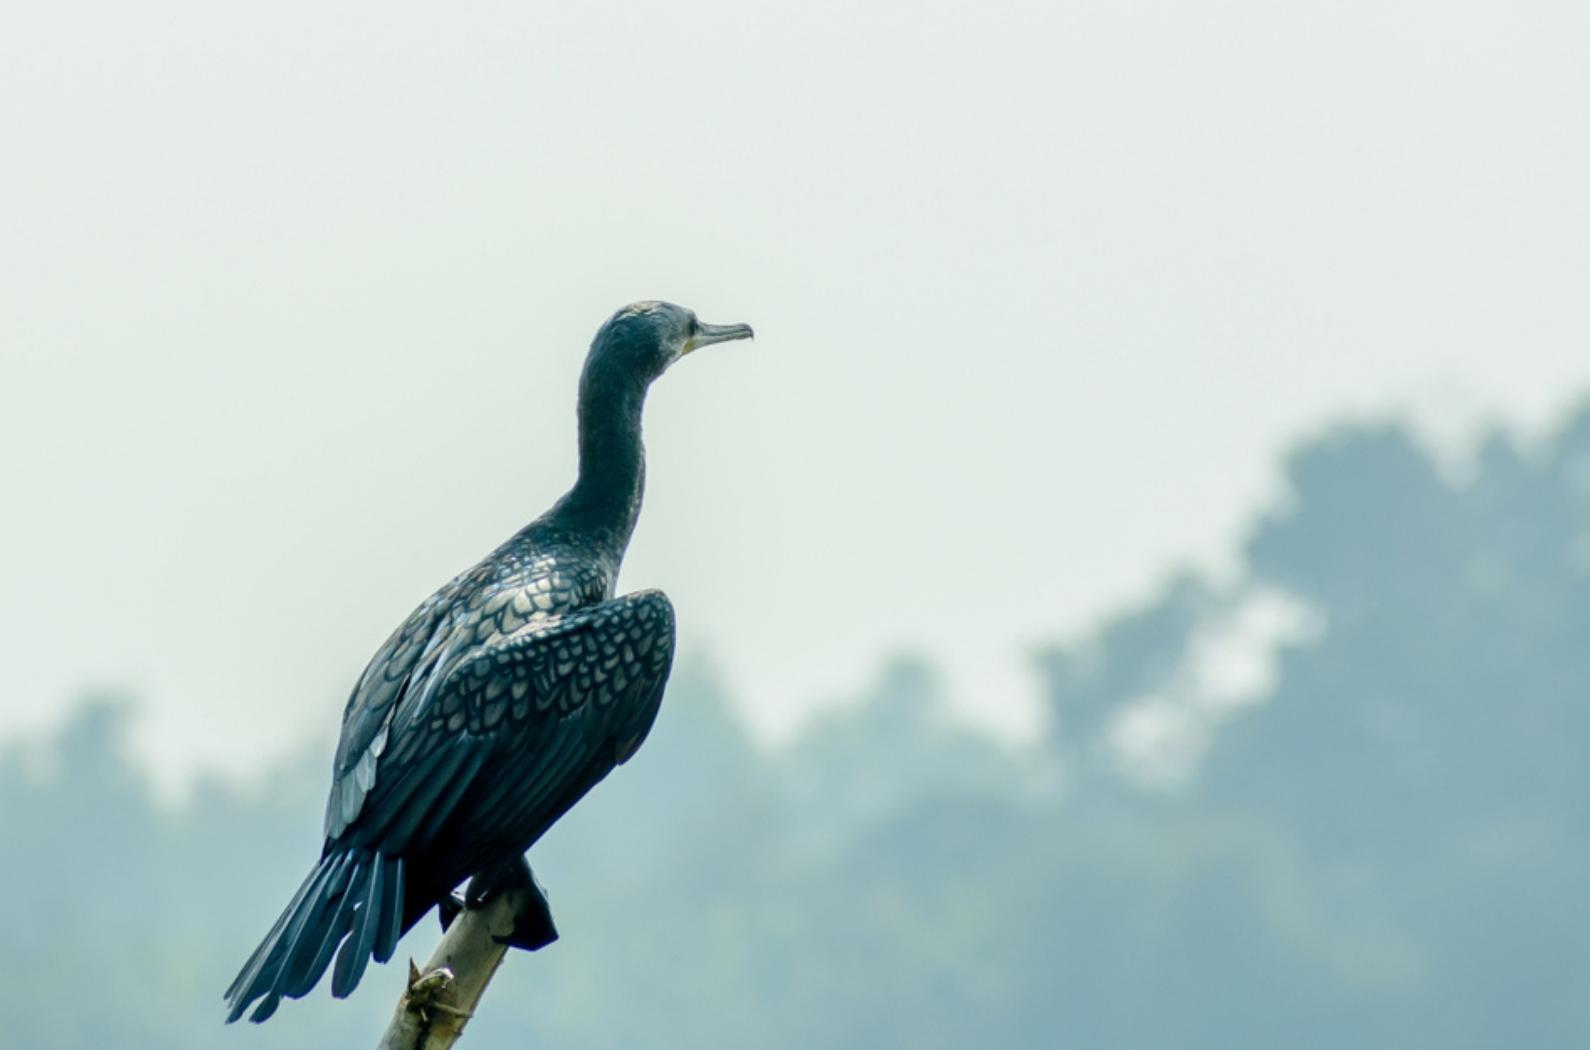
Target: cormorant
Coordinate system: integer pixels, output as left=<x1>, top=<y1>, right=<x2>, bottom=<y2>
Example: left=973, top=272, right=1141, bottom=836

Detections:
left=224, top=301, right=754, bottom=1023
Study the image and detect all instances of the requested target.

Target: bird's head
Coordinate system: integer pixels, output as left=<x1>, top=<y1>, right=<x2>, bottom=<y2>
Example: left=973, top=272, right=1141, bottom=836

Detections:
left=588, top=301, right=754, bottom=385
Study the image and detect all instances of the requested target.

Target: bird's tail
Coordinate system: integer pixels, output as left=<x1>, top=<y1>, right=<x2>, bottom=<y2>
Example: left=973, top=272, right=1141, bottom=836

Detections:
left=224, top=848, right=406, bottom=1023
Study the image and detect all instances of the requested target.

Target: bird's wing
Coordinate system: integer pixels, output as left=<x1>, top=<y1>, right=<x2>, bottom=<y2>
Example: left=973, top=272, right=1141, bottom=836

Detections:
left=325, top=588, right=676, bottom=859
left=321, top=567, right=485, bottom=841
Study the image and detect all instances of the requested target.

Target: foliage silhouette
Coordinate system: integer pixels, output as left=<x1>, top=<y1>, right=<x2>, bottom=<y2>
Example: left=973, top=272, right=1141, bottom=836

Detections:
left=4, top=408, right=1589, bottom=1048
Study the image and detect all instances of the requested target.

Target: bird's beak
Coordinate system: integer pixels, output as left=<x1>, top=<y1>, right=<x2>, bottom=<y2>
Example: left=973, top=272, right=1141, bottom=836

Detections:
left=684, top=320, right=755, bottom=355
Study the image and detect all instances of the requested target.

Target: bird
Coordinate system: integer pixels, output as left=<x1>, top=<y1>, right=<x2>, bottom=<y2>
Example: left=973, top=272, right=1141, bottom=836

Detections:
left=223, top=301, right=754, bottom=1023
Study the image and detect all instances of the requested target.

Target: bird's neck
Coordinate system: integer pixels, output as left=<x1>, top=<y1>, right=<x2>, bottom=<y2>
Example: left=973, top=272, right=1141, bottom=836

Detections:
left=555, top=364, right=648, bottom=557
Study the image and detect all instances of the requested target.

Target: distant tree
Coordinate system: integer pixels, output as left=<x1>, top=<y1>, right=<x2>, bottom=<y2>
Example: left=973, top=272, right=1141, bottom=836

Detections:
left=1034, top=574, right=1213, bottom=794
left=777, top=655, right=1031, bottom=855
left=7, top=406, right=1590, bottom=1050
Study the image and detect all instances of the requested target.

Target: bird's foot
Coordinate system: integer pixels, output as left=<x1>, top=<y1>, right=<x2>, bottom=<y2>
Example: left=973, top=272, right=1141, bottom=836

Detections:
left=462, top=855, right=559, bottom=952
left=437, top=890, right=466, bottom=932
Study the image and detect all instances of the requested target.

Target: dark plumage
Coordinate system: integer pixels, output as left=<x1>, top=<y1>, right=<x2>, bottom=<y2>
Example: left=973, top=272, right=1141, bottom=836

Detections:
left=224, top=301, right=754, bottom=1023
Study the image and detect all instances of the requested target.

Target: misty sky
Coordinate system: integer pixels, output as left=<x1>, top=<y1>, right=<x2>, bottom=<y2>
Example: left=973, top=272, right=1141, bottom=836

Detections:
left=3, top=0, right=1586, bottom=790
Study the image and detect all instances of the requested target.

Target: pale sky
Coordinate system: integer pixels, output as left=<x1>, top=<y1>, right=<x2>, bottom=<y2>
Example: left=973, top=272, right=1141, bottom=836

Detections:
left=2, top=0, right=1586, bottom=791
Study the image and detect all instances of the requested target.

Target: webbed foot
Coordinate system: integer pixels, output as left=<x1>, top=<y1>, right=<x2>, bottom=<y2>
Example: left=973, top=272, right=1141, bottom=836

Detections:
left=462, top=855, right=558, bottom=951
left=437, top=890, right=466, bottom=932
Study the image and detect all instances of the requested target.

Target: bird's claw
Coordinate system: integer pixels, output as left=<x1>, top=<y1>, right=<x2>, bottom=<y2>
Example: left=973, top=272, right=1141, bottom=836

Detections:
left=463, top=856, right=559, bottom=951
left=437, top=890, right=466, bottom=932
left=492, top=901, right=559, bottom=952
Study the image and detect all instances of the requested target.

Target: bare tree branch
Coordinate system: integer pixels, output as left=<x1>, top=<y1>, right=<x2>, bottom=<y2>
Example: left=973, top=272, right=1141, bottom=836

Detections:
left=376, top=884, right=536, bottom=1050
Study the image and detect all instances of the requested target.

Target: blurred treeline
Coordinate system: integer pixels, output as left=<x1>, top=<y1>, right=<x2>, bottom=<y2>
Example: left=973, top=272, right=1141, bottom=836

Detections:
left=4, top=408, right=1589, bottom=1049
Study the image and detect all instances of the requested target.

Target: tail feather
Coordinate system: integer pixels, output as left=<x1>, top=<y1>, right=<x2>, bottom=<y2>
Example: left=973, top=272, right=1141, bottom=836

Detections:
left=280, top=860, right=361, bottom=998
left=223, top=859, right=320, bottom=1002
left=332, top=854, right=387, bottom=997
left=225, top=856, right=344, bottom=1020
left=224, top=849, right=406, bottom=1024
left=374, top=855, right=406, bottom=964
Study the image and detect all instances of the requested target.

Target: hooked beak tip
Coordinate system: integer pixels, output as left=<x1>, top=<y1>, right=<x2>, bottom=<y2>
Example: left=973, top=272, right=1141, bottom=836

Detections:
left=688, top=320, right=756, bottom=353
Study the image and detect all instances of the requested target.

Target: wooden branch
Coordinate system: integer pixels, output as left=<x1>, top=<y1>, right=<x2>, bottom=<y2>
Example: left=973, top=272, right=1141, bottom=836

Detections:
left=376, top=885, right=533, bottom=1050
